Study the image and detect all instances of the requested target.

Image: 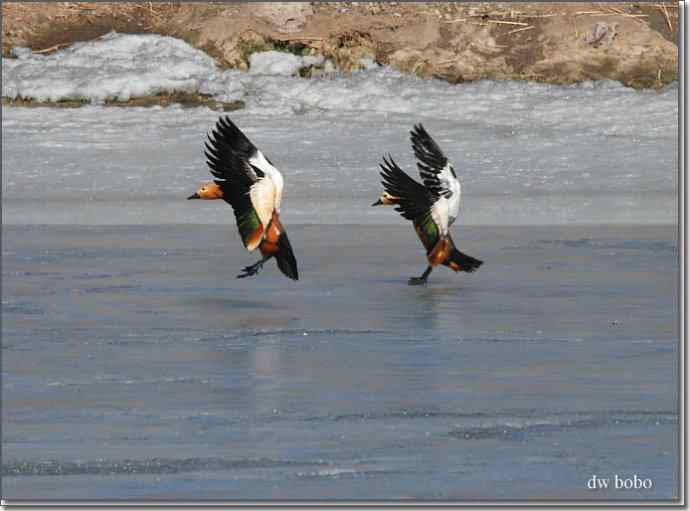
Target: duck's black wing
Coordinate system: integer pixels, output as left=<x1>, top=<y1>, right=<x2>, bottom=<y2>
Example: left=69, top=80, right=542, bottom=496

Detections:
left=379, top=154, right=432, bottom=221
left=204, top=116, right=264, bottom=185
left=204, top=117, right=265, bottom=250
left=379, top=155, right=444, bottom=255
left=410, top=123, right=455, bottom=200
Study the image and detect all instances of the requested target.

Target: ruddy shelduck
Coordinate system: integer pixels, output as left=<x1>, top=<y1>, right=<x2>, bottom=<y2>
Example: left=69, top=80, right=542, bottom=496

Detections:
left=373, top=124, right=482, bottom=285
left=189, top=117, right=298, bottom=280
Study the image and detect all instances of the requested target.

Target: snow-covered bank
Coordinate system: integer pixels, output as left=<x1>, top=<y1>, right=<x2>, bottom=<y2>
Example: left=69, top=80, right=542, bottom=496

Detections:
left=3, top=33, right=217, bottom=103
left=2, top=32, right=353, bottom=106
left=2, top=33, right=678, bottom=123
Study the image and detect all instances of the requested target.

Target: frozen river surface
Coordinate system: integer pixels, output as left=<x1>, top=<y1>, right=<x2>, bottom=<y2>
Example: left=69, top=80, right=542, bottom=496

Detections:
left=1, top=224, right=679, bottom=501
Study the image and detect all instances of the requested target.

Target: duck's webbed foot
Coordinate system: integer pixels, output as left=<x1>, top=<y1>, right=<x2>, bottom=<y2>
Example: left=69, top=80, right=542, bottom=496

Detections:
left=237, top=256, right=270, bottom=279
left=408, top=266, right=433, bottom=286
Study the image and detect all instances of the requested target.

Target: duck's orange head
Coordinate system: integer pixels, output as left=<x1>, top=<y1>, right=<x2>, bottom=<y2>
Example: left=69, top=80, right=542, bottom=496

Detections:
left=188, top=181, right=224, bottom=200
left=372, top=191, right=400, bottom=207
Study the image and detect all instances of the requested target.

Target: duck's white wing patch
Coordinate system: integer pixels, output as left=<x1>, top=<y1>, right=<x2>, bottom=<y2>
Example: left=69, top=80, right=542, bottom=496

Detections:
left=431, top=198, right=450, bottom=237
left=250, top=149, right=284, bottom=211
left=447, top=177, right=462, bottom=224
left=249, top=177, right=276, bottom=230
left=249, top=149, right=275, bottom=175
left=431, top=163, right=457, bottom=198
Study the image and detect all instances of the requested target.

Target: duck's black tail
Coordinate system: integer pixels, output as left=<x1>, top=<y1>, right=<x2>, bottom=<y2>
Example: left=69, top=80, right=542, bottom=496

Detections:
left=275, top=230, right=299, bottom=281
left=447, top=248, right=483, bottom=273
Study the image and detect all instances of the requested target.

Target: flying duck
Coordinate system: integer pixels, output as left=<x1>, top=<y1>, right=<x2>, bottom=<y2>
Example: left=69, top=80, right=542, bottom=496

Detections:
left=188, top=117, right=298, bottom=280
left=372, top=124, right=482, bottom=285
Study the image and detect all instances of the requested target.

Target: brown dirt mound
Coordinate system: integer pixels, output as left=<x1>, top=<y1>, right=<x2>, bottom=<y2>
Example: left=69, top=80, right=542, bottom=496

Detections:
left=3, top=2, right=679, bottom=92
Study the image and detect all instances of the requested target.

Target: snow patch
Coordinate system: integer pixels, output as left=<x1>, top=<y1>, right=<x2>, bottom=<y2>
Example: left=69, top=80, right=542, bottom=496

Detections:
left=3, top=31, right=218, bottom=103
left=10, top=47, right=33, bottom=59
left=359, top=57, right=379, bottom=71
left=249, top=50, right=325, bottom=76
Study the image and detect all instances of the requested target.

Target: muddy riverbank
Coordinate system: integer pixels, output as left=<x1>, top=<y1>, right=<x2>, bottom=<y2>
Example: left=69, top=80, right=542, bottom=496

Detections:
left=3, top=2, right=679, bottom=93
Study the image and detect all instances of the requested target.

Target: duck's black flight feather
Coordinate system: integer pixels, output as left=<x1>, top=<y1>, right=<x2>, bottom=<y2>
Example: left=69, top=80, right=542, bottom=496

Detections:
left=379, top=154, right=432, bottom=221
left=410, top=123, right=453, bottom=199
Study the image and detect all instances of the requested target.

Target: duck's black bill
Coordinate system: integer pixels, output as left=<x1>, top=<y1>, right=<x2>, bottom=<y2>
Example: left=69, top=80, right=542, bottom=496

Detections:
left=188, top=193, right=201, bottom=200
left=371, top=199, right=383, bottom=206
